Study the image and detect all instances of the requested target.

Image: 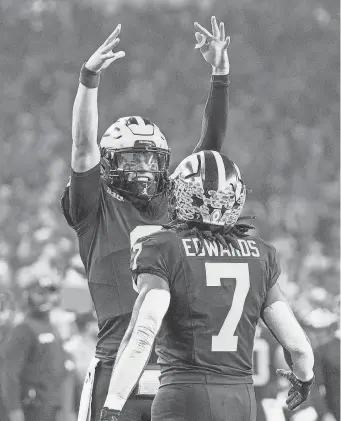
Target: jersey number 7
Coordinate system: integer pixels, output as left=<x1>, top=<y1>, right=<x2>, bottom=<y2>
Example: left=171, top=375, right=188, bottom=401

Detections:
left=205, top=262, right=250, bottom=352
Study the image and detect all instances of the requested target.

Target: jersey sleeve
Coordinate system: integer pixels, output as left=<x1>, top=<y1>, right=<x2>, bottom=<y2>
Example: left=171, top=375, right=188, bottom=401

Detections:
left=266, top=245, right=281, bottom=291
left=131, top=232, right=181, bottom=290
left=60, top=163, right=101, bottom=236
left=193, top=74, right=229, bottom=153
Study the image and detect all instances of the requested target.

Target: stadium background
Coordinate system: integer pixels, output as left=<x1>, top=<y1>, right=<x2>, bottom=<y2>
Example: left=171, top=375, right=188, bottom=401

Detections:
left=0, top=0, right=339, bottom=420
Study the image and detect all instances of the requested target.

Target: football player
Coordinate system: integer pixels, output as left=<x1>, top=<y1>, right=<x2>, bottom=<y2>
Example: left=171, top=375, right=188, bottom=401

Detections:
left=61, top=17, right=230, bottom=421
left=100, top=150, right=315, bottom=421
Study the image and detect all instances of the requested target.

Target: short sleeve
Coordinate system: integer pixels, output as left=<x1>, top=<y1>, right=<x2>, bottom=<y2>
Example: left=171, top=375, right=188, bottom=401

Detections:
left=60, top=163, right=101, bottom=235
left=130, top=231, right=181, bottom=290
left=267, top=245, right=281, bottom=290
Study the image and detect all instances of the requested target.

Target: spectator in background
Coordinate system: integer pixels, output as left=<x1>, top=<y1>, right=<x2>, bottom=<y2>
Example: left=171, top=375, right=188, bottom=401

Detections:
left=253, top=322, right=283, bottom=421
left=315, top=301, right=340, bottom=421
left=0, top=277, right=72, bottom=421
left=64, top=312, right=98, bottom=411
left=0, top=290, right=16, bottom=421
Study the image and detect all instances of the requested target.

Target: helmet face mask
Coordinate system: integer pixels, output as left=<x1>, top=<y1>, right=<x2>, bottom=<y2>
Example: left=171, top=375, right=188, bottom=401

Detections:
left=100, top=116, right=170, bottom=200
left=101, top=147, right=170, bottom=199
left=168, top=151, right=246, bottom=227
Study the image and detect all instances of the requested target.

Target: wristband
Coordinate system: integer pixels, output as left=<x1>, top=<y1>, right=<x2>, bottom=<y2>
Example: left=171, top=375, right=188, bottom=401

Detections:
left=79, top=63, right=101, bottom=89
left=211, top=74, right=229, bottom=87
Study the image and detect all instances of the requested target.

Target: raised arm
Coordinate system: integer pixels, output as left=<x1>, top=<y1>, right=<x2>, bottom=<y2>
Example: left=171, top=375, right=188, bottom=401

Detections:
left=61, top=26, right=126, bottom=229
left=261, top=281, right=315, bottom=410
left=71, top=25, right=125, bottom=173
left=193, top=16, right=230, bottom=153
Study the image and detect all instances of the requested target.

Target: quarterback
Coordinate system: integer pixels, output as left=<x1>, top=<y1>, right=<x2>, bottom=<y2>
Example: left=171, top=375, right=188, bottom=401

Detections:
left=61, top=16, right=230, bottom=421
left=101, top=151, right=315, bottom=421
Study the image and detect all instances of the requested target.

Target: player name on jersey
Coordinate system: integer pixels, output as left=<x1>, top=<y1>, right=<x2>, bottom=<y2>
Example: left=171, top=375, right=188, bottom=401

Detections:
left=182, top=238, right=260, bottom=258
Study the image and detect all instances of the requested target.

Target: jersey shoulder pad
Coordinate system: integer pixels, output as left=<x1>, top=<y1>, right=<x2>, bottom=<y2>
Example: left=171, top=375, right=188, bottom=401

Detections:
left=61, top=176, right=106, bottom=236
left=131, top=229, right=181, bottom=287
left=139, top=228, right=178, bottom=248
left=250, top=236, right=281, bottom=291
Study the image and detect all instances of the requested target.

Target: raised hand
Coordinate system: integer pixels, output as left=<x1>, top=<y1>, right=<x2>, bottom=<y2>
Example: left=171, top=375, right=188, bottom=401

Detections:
left=85, top=24, right=125, bottom=73
left=276, top=369, right=315, bottom=411
left=194, top=16, right=230, bottom=74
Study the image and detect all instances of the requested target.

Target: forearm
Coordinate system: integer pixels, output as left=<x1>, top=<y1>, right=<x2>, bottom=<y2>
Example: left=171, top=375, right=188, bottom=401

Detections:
left=72, top=81, right=99, bottom=149
left=113, top=288, right=151, bottom=369
left=291, top=348, right=315, bottom=381
left=263, top=301, right=314, bottom=381
left=104, top=289, right=169, bottom=411
left=193, top=73, right=229, bottom=153
left=105, top=326, right=155, bottom=410
left=71, top=65, right=101, bottom=172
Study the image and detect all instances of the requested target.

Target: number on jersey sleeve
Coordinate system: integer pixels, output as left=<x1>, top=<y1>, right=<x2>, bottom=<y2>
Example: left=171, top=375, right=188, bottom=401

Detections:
left=130, top=225, right=163, bottom=292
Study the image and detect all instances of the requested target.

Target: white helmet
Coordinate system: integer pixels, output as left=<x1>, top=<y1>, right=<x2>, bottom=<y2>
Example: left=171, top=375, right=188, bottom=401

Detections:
left=168, top=150, right=246, bottom=226
left=100, top=116, right=170, bottom=199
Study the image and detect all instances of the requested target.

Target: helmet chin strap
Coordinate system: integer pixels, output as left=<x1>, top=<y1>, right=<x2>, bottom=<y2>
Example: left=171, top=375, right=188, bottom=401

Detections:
left=120, top=175, right=158, bottom=199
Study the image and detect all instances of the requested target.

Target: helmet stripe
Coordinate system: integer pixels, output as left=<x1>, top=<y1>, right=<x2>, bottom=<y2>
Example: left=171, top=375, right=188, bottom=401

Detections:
left=198, top=151, right=205, bottom=190
left=232, top=161, right=242, bottom=180
left=135, top=116, right=145, bottom=126
left=211, top=150, right=226, bottom=191
left=202, top=151, right=218, bottom=191
left=126, top=117, right=138, bottom=125
left=142, top=117, right=152, bottom=126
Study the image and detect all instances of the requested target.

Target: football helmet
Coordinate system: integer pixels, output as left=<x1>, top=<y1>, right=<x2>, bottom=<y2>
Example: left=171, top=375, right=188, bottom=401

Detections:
left=100, top=116, right=170, bottom=199
left=169, top=150, right=246, bottom=226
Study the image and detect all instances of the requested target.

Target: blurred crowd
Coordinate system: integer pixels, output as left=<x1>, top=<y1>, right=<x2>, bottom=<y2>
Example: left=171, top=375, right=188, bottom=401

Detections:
left=0, top=0, right=339, bottom=420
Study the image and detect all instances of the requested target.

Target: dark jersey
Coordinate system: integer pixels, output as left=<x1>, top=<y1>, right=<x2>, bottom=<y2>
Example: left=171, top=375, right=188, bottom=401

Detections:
left=131, top=229, right=281, bottom=383
left=61, top=164, right=168, bottom=361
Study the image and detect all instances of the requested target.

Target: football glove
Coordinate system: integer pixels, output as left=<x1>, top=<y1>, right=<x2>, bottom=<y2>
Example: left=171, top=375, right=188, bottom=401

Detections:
left=276, top=369, right=315, bottom=410
left=99, top=407, right=121, bottom=421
